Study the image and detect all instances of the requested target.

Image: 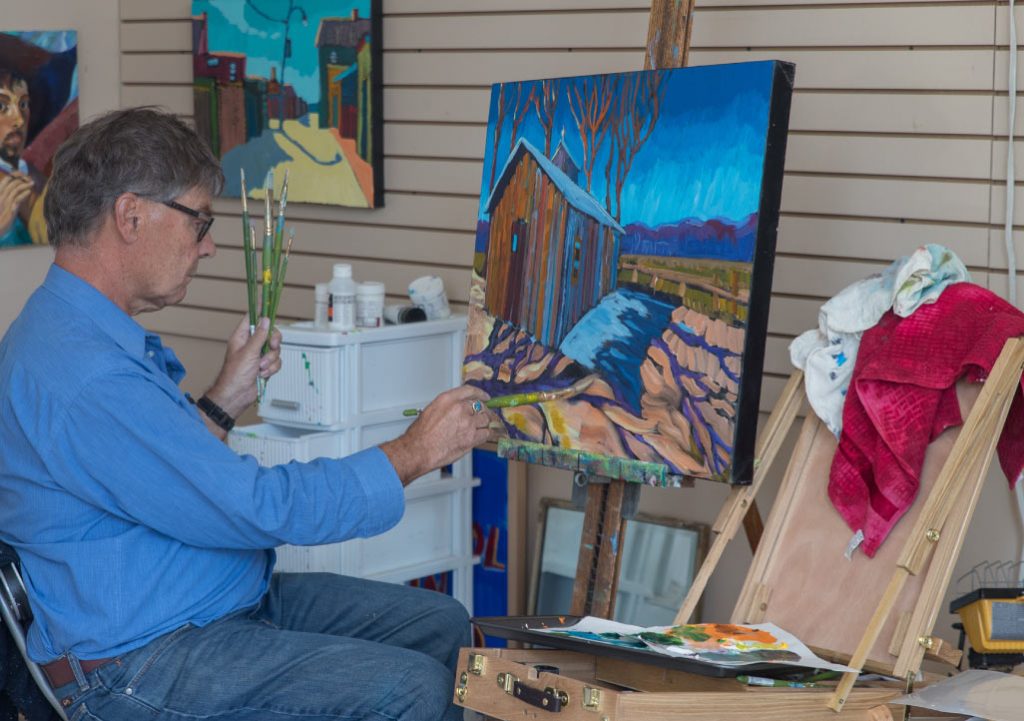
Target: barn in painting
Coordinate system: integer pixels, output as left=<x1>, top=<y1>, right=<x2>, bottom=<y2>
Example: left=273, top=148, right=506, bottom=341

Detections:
left=484, top=138, right=623, bottom=349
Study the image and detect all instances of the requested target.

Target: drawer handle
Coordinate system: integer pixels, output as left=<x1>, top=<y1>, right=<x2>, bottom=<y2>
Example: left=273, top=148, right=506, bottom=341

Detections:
left=270, top=400, right=301, bottom=410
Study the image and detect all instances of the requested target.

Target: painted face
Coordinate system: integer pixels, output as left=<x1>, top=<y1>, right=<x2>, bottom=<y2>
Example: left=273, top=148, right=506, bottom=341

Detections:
left=135, top=186, right=217, bottom=313
left=0, top=78, right=29, bottom=167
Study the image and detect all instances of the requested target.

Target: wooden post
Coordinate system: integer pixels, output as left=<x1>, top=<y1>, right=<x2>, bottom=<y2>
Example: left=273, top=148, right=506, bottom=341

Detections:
left=645, top=0, right=697, bottom=70
left=569, top=0, right=761, bottom=619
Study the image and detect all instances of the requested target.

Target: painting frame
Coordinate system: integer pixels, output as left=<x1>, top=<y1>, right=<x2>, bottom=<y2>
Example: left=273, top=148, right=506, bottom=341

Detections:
left=528, top=497, right=710, bottom=626
left=463, top=61, right=795, bottom=486
left=191, top=0, right=384, bottom=208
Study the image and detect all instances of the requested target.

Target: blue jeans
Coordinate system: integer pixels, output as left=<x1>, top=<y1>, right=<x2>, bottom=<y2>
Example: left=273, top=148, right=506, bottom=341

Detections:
left=52, top=572, right=469, bottom=721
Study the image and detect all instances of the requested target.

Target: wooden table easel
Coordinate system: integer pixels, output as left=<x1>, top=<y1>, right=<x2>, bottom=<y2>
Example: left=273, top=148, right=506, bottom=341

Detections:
left=458, top=337, right=1024, bottom=720
left=569, top=0, right=766, bottom=622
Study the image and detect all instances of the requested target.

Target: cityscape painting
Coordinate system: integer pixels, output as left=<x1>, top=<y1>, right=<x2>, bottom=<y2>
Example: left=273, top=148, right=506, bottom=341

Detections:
left=0, top=31, right=78, bottom=248
left=463, top=62, right=794, bottom=485
left=191, top=0, right=382, bottom=208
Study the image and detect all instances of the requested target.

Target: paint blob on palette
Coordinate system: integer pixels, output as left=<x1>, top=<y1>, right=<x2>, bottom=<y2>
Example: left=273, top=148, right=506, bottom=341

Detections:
left=463, top=61, right=794, bottom=485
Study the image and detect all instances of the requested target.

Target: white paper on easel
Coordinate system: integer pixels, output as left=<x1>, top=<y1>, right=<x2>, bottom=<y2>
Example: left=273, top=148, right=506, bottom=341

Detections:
left=537, top=616, right=856, bottom=672
left=894, top=670, right=1024, bottom=721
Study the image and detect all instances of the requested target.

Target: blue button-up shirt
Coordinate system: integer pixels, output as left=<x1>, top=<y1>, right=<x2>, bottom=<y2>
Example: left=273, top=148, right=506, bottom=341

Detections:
left=0, top=265, right=404, bottom=662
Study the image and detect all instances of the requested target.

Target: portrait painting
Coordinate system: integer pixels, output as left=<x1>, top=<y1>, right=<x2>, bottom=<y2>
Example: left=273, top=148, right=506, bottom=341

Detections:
left=0, top=31, right=78, bottom=248
left=191, top=0, right=383, bottom=208
left=463, top=61, right=794, bottom=485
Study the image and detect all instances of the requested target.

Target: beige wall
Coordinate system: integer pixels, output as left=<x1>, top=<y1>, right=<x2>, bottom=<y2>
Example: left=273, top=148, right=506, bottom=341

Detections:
left=0, top=0, right=122, bottom=330
left=2, top=0, right=1021, bottom=647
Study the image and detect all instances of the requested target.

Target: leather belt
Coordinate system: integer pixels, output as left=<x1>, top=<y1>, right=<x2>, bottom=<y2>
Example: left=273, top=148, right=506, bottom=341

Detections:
left=41, top=656, right=114, bottom=689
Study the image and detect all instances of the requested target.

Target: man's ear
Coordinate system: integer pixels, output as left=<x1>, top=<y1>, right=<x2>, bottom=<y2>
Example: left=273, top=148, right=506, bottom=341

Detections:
left=113, top=192, right=143, bottom=243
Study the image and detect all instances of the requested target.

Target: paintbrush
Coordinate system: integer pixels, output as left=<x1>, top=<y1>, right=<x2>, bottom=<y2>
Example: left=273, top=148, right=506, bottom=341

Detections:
left=263, top=229, right=293, bottom=356
left=240, top=169, right=257, bottom=333
left=402, top=376, right=595, bottom=416
left=257, top=181, right=274, bottom=402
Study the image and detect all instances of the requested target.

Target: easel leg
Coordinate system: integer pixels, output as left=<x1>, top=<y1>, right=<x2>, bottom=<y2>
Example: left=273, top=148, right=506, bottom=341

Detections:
left=570, top=478, right=630, bottom=618
left=673, top=370, right=805, bottom=626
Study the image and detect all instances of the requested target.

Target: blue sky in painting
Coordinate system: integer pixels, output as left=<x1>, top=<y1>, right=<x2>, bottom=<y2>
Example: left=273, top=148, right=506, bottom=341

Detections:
left=192, top=0, right=369, bottom=104
left=478, top=62, right=773, bottom=227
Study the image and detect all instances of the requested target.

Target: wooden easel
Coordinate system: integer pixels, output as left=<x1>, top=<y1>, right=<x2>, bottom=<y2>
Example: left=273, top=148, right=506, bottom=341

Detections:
left=456, top=337, right=1024, bottom=720
left=569, top=0, right=764, bottom=620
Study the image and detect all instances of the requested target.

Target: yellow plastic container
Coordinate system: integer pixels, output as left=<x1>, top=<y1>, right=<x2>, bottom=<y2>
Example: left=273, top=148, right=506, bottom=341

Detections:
left=950, top=588, right=1024, bottom=654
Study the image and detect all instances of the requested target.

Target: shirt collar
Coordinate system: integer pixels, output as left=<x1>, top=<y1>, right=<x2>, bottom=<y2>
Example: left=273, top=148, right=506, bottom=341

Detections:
left=42, top=264, right=149, bottom=359
left=0, top=156, right=28, bottom=175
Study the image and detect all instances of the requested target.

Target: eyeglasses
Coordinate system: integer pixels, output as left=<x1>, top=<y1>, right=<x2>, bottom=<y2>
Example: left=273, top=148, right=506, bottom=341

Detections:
left=162, top=200, right=215, bottom=243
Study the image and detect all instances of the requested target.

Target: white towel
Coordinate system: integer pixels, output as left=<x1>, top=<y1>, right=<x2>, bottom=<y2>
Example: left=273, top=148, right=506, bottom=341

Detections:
left=790, top=244, right=970, bottom=437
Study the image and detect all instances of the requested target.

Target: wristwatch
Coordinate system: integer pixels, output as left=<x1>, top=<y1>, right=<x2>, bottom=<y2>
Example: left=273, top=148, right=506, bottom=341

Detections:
left=196, top=394, right=236, bottom=432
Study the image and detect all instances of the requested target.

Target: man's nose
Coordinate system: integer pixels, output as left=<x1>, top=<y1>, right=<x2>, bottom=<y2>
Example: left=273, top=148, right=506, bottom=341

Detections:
left=199, top=229, right=217, bottom=258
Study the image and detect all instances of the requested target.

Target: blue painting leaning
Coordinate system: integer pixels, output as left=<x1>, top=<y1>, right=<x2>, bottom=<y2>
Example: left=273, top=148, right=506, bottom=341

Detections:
left=463, top=61, right=794, bottom=485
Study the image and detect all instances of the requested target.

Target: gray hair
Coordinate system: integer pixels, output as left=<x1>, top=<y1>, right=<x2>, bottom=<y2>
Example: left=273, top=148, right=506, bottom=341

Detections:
left=45, top=106, right=224, bottom=249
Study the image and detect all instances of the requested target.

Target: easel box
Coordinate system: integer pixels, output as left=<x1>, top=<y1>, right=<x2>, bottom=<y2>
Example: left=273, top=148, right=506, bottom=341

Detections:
left=454, top=647, right=902, bottom=721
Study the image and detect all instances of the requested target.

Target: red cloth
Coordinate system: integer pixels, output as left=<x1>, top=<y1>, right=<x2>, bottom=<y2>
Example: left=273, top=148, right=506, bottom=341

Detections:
left=829, top=283, right=1024, bottom=557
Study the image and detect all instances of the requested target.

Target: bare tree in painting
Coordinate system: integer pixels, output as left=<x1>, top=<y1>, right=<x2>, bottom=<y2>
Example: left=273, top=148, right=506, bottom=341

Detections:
left=488, top=83, right=537, bottom=190
left=488, top=83, right=508, bottom=190
left=567, top=75, right=614, bottom=192
left=605, top=71, right=666, bottom=222
left=532, top=78, right=560, bottom=158
left=508, top=83, right=536, bottom=157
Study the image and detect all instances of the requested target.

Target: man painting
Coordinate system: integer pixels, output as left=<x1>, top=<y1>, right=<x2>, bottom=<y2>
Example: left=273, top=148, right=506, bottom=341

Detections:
left=0, top=68, right=42, bottom=247
left=0, top=107, right=494, bottom=721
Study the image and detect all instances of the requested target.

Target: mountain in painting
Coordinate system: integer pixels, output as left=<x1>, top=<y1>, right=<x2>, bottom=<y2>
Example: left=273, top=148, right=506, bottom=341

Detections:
left=620, top=213, right=758, bottom=262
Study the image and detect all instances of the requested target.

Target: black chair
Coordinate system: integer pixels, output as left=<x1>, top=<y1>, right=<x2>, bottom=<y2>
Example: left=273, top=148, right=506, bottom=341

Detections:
left=0, top=543, right=68, bottom=720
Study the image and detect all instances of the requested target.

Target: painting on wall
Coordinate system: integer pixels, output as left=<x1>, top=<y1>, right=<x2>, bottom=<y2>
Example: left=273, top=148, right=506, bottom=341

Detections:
left=0, top=31, right=78, bottom=248
left=463, top=61, right=794, bottom=485
left=191, top=0, right=382, bottom=208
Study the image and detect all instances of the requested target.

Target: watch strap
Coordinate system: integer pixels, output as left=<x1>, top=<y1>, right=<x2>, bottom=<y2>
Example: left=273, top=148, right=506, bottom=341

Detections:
left=197, top=394, right=236, bottom=432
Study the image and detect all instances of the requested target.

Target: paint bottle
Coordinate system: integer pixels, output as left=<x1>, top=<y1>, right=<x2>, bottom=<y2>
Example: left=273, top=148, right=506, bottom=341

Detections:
left=328, top=263, right=356, bottom=331
left=356, top=281, right=386, bottom=328
left=314, top=283, right=329, bottom=328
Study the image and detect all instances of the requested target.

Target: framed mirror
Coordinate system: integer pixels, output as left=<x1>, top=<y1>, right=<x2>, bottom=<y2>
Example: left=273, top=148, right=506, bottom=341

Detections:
left=529, top=498, right=709, bottom=626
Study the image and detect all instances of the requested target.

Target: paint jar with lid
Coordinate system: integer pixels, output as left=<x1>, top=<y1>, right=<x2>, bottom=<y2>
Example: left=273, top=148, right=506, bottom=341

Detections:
left=356, top=281, right=386, bottom=328
left=314, top=283, right=329, bottom=328
left=328, top=263, right=356, bottom=331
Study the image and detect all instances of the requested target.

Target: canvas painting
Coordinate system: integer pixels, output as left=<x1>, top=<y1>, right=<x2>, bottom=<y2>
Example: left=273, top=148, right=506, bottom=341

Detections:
left=191, top=0, right=382, bottom=207
left=0, top=31, right=78, bottom=248
left=463, top=61, right=793, bottom=485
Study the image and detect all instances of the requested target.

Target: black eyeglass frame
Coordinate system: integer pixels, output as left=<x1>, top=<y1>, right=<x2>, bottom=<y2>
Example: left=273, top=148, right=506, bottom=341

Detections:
left=162, top=200, right=215, bottom=243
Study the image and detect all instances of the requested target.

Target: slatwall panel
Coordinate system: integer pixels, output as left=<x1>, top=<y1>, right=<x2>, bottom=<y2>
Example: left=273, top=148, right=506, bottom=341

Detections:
left=119, top=0, right=1013, bottom=415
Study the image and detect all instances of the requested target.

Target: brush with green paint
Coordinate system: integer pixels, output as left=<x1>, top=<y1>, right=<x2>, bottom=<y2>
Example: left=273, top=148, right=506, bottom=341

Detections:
left=402, top=377, right=595, bottom=417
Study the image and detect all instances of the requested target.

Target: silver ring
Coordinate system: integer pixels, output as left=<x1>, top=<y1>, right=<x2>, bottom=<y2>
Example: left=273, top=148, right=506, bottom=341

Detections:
left=470, top=400, right=484, bottom=414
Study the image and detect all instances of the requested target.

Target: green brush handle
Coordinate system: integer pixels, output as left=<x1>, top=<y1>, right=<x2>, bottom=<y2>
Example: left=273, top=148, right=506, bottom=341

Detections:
left=241, top=213, right=256, bottom=328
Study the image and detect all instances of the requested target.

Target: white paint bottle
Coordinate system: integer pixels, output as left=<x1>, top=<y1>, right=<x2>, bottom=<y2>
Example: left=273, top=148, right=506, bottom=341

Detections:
left=328, top=263, right=356, bottom=331
left=356, top=281, right=386, bottom=328
left=314, top=283, right=329, bottom=327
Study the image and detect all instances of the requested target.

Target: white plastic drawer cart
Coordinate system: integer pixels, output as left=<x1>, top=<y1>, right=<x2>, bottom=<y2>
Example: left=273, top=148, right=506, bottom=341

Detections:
left=228, top=316, right=478, bottom=610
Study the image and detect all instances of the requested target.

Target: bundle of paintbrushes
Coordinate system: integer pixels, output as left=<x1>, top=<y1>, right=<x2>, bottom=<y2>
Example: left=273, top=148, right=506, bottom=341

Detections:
left=240, top=168, right=294, bottom=401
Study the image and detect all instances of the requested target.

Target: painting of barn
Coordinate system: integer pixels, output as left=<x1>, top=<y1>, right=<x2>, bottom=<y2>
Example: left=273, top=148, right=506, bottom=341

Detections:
left=463, top=61, right=794, bottom=485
